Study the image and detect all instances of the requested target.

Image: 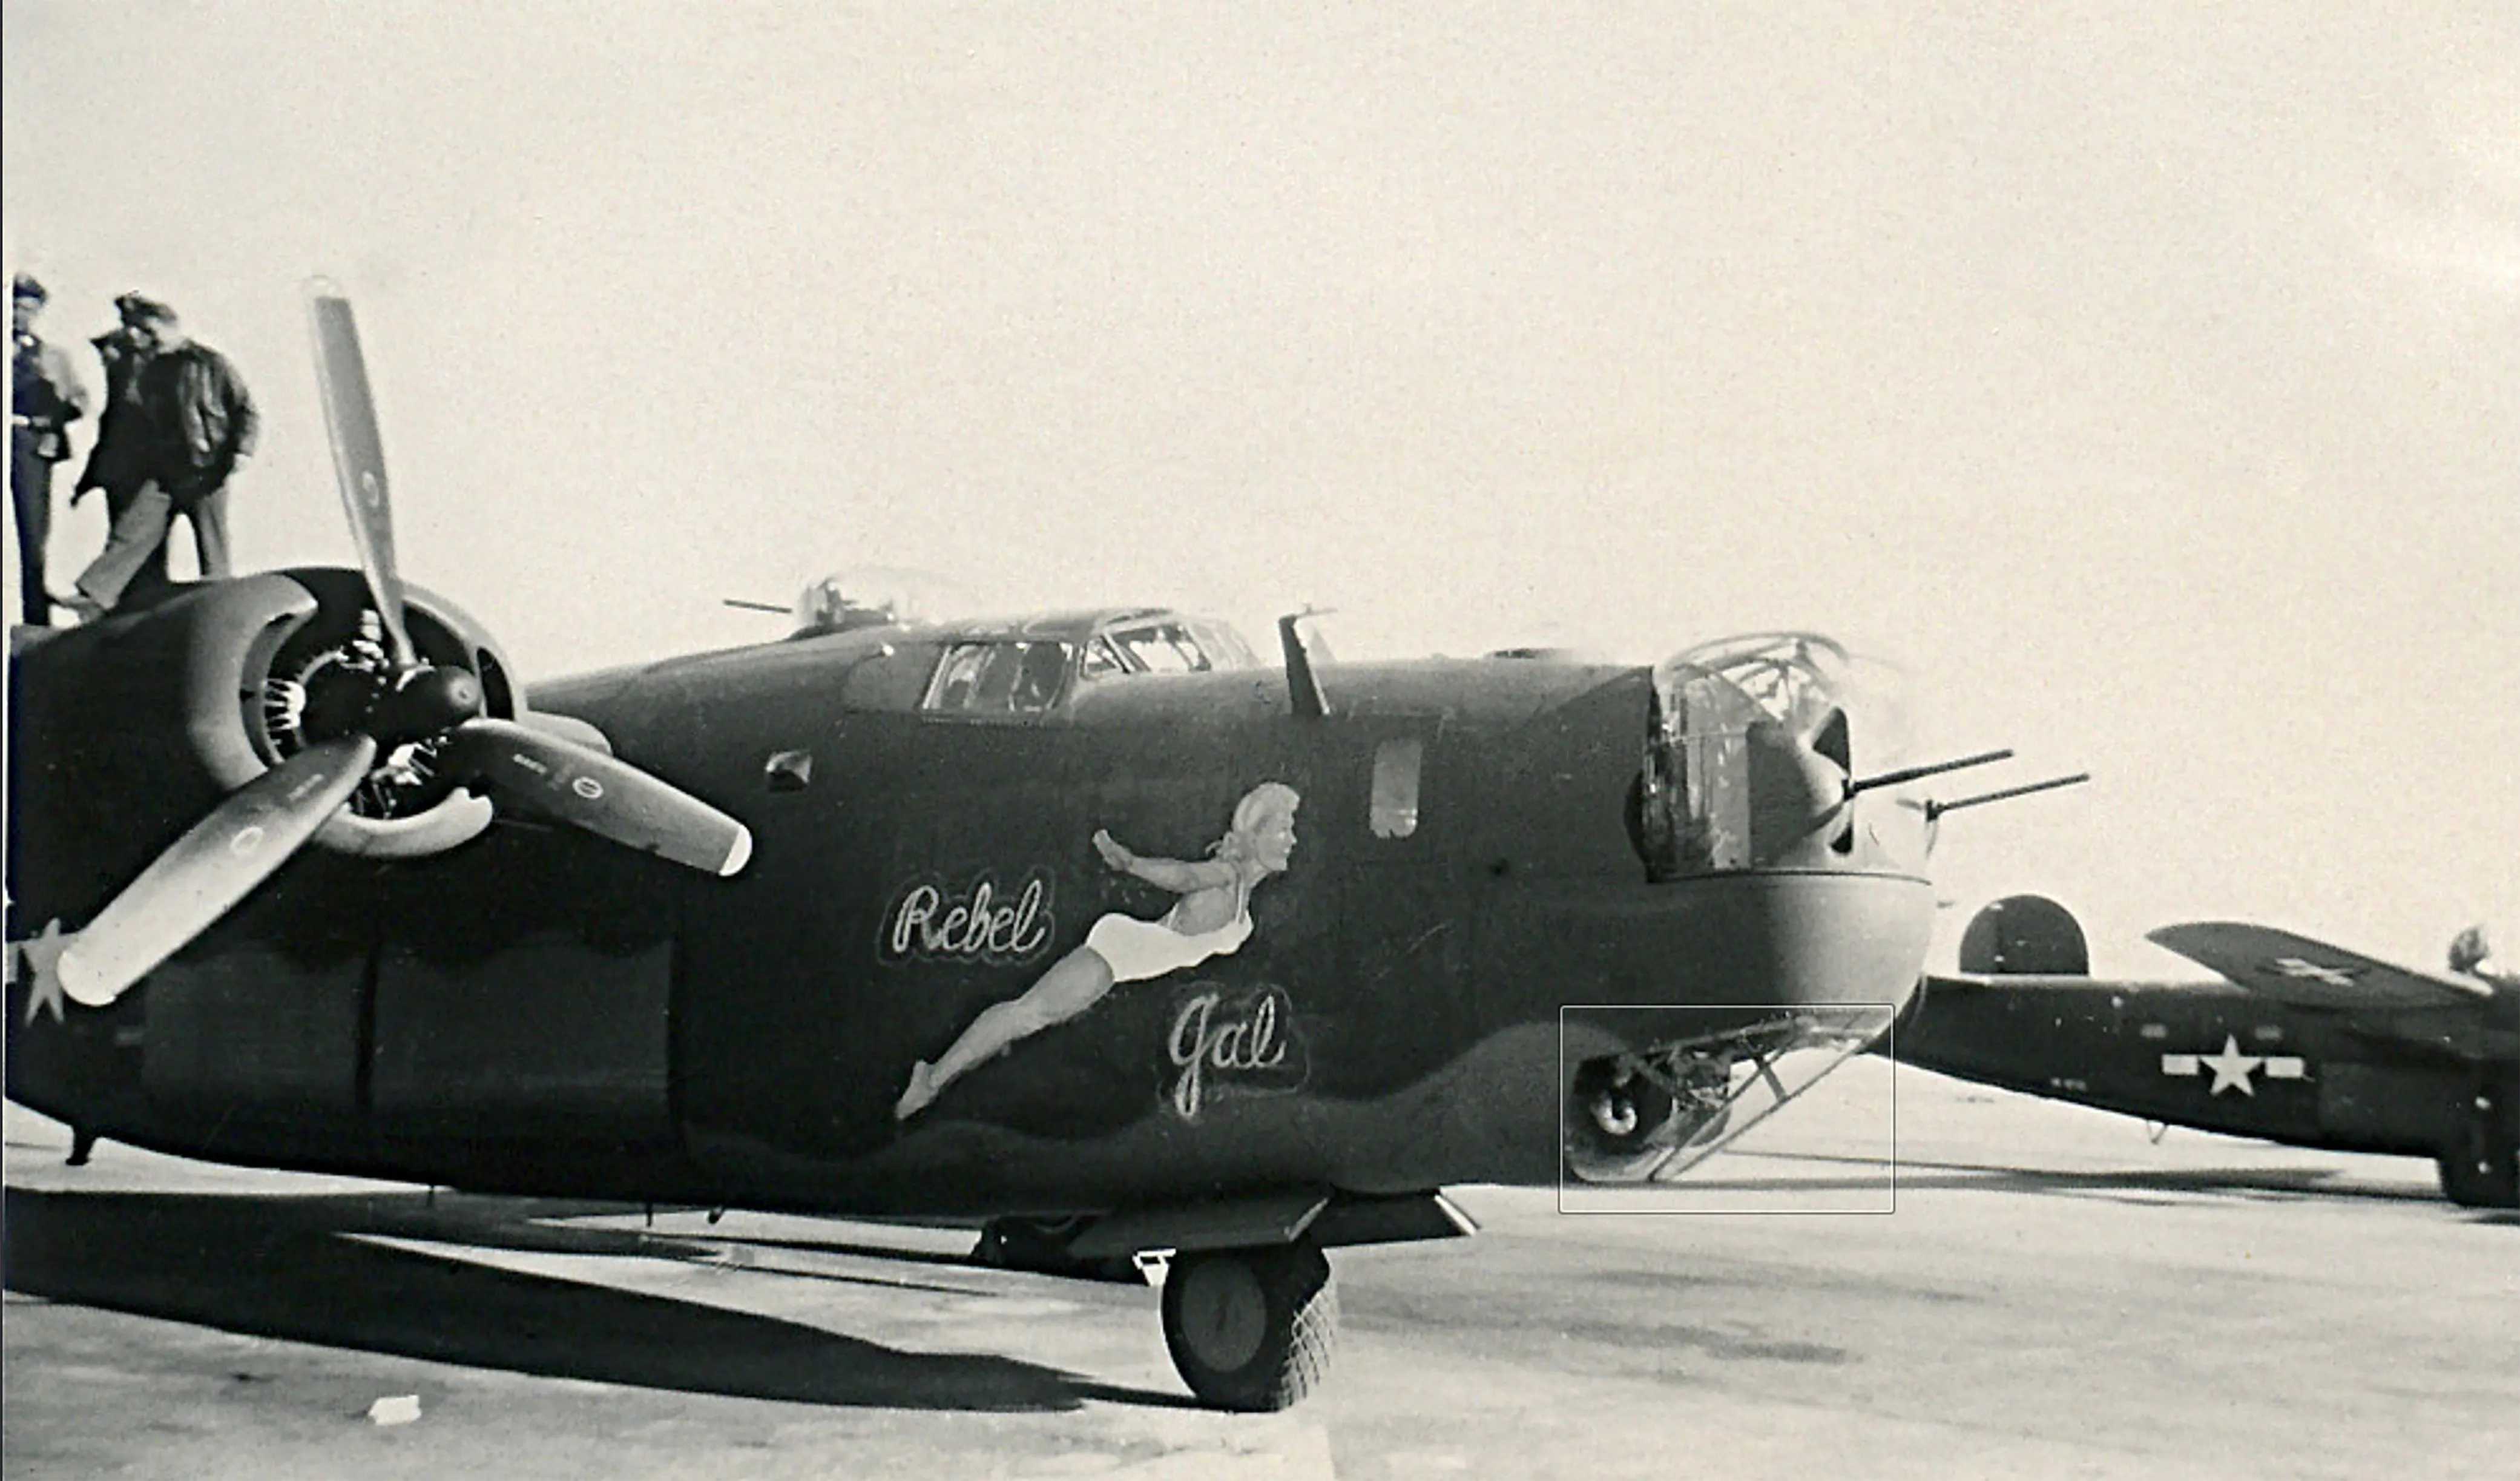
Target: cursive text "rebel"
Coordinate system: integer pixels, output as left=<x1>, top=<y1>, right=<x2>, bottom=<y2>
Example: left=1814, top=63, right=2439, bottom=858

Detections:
left=883, top=871, right=1054, bottom=965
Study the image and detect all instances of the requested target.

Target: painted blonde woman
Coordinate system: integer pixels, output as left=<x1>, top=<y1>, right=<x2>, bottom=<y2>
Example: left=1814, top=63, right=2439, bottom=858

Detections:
left=895, top=781, right=1300, bottom=1120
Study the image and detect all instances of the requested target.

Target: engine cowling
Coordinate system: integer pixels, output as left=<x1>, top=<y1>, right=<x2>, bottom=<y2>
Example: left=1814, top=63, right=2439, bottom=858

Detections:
left=6, top=569, right=518, bottom=931
left=1562, top=1051, right=1734, bottom=1184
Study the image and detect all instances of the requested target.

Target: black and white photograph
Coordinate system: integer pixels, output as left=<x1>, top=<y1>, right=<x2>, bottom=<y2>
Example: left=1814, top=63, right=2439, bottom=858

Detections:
left=5, top=4, right=2515, bottom=1477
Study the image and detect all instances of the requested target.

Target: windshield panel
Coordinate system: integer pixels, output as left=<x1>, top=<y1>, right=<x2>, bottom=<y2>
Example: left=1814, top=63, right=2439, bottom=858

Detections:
left=1108, top=622, right=1207, bottom=675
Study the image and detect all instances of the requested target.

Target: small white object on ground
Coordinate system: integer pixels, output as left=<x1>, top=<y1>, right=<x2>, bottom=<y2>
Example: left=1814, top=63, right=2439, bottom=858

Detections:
left=367, top=1395, right=422, bottom=1427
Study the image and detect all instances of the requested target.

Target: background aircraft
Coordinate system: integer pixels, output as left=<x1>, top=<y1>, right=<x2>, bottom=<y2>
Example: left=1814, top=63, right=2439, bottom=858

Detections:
left=1891, top=895, right=2520, bottom=1209
left=2, top=288, right=2078, bottom=1409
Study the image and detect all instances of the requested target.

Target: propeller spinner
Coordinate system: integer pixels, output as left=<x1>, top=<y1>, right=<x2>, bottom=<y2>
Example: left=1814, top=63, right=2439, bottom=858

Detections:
left=55, top=283, right=754, bottom=1005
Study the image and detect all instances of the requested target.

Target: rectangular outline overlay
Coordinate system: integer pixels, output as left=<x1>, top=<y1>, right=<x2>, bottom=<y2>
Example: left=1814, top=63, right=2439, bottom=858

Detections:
left=1556, top=1003, right=1899, bottom=1216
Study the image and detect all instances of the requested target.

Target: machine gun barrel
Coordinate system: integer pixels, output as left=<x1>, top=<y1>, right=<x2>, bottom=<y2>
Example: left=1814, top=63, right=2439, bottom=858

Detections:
left=1846, top=748, right=2013, bottom=797
left=1926, top=772, right=2091, bottom=821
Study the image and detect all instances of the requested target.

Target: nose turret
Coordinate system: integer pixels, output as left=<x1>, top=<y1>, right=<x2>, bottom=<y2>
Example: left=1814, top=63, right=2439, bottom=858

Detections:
left=1743, top=714, right=1856, bottom=868
left=1638, top=632, right=1926, bottom=879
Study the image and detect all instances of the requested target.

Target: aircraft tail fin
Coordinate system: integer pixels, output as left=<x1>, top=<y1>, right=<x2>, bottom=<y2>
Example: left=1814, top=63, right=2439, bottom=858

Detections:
left=1956, top=895, right=2089, bottom=976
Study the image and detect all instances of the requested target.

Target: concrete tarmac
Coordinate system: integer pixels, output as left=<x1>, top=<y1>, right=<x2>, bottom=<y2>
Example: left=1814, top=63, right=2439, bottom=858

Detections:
left=7, top=1062, right=2515, bottom=1480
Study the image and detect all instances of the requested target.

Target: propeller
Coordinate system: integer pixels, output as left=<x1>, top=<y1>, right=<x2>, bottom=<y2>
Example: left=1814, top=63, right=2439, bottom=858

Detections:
left=306, top=282, right=418, bottom=671
left=57, top=737, right=378, bottom=1006
left=51, top=282, right=754, bottom=1007
left=438, top=718, right=752, bottom=876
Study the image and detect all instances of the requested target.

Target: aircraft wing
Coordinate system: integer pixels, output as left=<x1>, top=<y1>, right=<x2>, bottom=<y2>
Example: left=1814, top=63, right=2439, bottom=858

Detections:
left=2145, top=922, right=2496, bottom=1011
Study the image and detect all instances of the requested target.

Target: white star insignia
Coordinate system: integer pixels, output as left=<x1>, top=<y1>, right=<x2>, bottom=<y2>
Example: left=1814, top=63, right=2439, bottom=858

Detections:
left=2197, top=1034, right=2263, bottom=1095
left=10, top=920, right=76, bottom=1026
left=2163, top=1034, right=2308, bottom=1094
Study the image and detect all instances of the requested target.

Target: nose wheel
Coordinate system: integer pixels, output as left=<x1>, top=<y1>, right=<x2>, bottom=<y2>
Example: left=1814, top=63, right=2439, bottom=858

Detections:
left=1159, top=1242, right=1338, bottom=1411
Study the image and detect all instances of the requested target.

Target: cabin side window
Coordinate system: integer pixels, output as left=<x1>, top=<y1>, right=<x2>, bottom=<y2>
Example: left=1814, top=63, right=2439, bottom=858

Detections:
left=1371, top=737, right=1423, bottom=839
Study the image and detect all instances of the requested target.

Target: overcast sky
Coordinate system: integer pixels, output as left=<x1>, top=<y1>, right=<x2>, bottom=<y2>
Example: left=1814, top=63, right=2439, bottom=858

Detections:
left=7, top=1, right=2515, bottom=973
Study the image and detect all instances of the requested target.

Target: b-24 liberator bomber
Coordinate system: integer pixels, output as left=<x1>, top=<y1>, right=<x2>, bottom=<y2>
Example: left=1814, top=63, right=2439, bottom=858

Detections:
left=1895, top=896, right=2520, bottom=1209
left=5, top=285, right=2074, bottom=1408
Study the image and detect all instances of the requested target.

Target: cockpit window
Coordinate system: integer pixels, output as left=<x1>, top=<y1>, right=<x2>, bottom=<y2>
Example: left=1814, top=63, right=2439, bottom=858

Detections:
left=1010, top=642, right=1070, bottom=710
left=1078, top=637, right=1128, bottom=682
left=927, top=644, right=992, bottom=711
left=1076, top=619, right=1258, bottom=682
left=922, top=641, right=1076, bottom=714
left=932, top=616, right=1260, bottom=707
left=1108, top=622, right=1210, bottom=675
left=1186, top=619, right=1259, bottom=670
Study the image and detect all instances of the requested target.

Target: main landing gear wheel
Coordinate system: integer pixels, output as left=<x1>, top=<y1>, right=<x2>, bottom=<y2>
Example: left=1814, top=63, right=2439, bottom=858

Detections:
left=1160, top=1242, right=1338, bottom=1411
left=2436, top=1146, right=2517, bottom=1209
left=2436, top=1083, right=2519, bottom=1210
left=2437, top=1132, right=2519, bottom=1210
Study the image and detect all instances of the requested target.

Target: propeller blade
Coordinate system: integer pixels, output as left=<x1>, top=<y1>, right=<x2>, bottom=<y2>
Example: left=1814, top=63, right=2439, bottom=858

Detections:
left=305, top=282, right=418, bottom=670
left=444, top=717, right=754, bottom=877
left=56, top=736, right=380, bottom=1006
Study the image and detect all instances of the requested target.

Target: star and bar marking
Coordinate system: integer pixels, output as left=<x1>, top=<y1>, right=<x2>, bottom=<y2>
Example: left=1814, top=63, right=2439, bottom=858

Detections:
left=2270, top=957, right=2360, bottom=988
left=2160, top=1034, right=2308, bottom=1097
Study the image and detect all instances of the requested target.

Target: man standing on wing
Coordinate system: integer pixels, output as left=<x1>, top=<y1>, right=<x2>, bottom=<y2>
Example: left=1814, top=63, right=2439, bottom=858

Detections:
left=64, top=295, right=255, bottom=618
left=9, top=273, right=91, bottom=625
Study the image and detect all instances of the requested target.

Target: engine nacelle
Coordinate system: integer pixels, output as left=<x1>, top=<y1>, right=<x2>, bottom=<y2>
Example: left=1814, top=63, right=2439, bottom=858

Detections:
left=7, top=569, right=520, bottom=931
left=1561, top=1051, right=1734, bottom=1184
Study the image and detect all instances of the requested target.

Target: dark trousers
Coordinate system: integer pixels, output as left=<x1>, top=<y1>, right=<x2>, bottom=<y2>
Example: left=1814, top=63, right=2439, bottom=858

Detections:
left=92, top=480, right=174, bottom=606
left=10, top=430, right=57, bottom=625
left=76, top=479, right=226, bottom=609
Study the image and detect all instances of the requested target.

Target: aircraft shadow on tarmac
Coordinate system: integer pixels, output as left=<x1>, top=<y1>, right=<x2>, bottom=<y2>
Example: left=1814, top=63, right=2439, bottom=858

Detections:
left=1685, top=1151, right=2493, bottom=1210
left=1, top=1185, right=1194, bottom=1412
